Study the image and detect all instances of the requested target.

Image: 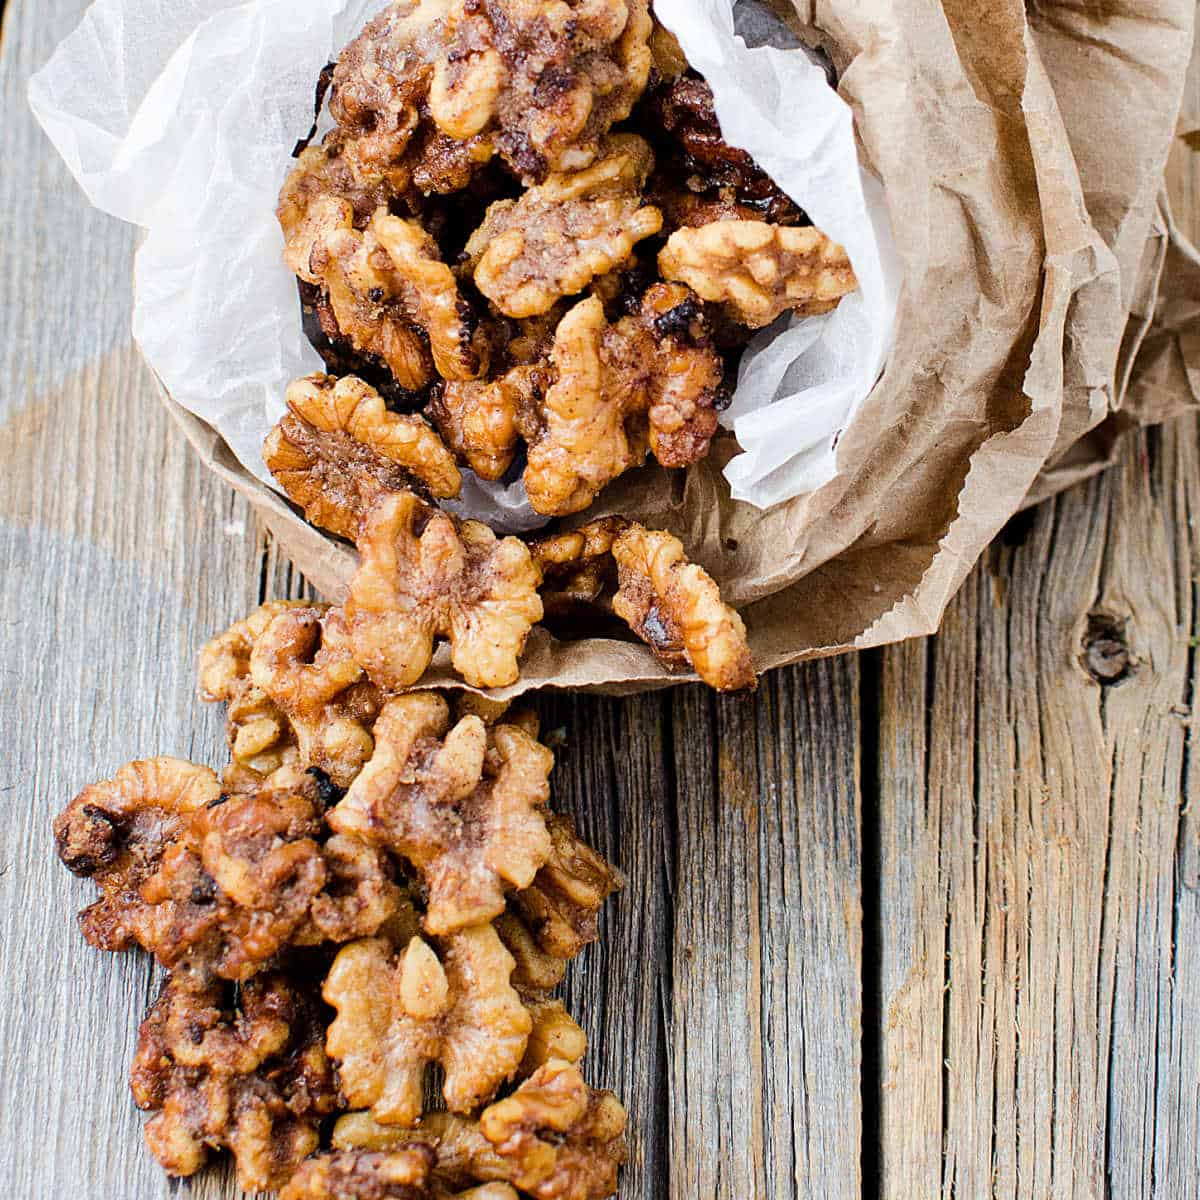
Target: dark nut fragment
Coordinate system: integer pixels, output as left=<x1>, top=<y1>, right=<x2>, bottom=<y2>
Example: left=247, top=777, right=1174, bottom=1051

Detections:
left=54, top=758, right=221, bottom=953
left=346, top=491, right=543, bottom=690
left=479, top=1059, right=628, bottom=1200
left=467, top=136, right=662, bottom=318
left=529, top=517, right=627, bottom=617
left=612, top=524, right=755, bottom=691
left=130, top=972, right=338, bottom=1193
left=250, top=605, right=382, bottom=788
left=659, top=219, right=857, bottom=329
left=264, top=374, right=462, bottom=541
left=330, top=693, right=553, bottom=936
left=323, top=926, right=532, bottom=1126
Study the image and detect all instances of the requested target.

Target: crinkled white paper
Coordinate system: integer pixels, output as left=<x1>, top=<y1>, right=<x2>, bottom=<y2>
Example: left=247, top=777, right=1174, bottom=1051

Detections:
left=29, top=0, right=898, bottom=524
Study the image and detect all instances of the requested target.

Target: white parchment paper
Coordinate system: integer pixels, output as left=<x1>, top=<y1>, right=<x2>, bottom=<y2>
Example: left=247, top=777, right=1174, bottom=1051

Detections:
left=29, top=0, right=899, bottom=524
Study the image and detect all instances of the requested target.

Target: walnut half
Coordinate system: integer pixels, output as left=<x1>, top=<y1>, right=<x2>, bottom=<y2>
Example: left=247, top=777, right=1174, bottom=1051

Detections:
left=346, top=491, right=543, bottom=690
left=323, top=926, right=531, bottom=1127
left=658, top=219, right=857, bottom=329
left=612, top=524, right=756, bottom=691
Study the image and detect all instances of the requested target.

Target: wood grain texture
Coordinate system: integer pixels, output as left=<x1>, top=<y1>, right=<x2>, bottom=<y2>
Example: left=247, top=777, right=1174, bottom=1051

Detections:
left=1, top=1, right=1197, bottom=1199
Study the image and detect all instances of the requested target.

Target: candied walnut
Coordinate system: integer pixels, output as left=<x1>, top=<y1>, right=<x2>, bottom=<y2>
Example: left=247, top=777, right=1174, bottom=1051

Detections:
left=323, top=926, right=531, bottom=1126
left=529, top=516, right=627, bottom=616
left=487, top=0, right=654, bottom=180
left=479, top=1060, right=627, bottom=1200
left=467, top=136, right=662, bottom=319
left=265, top=374, right=462, bottom=540
left=54, top=758, right=221, bottom=953
left=130, top=972, right=338, bottom=1192
left=522, top=999, right=587, bottom=1073
left=523, top=286, right=723, bottom=515
left=140, top=771, right=395, bottom=985
left=364, top=212, right=491, bottom=381
left=346, top=491, right=543, bottom=690
left=659, top=219, right=857, bottom=329
left=285, top=193, right=436, bottom=391
left=427, top=364, right=549, bottom=481
left=330, top=693, right=553, bottom=935
left=505, top=814, right=623, bottom=972
left=279, top=142, right=398, bottom=251
left=611, top=524, right=755, bottom=691
left=251, top=605, right=382, bottom=788
left=281, top=1145, right=436, bottom=1200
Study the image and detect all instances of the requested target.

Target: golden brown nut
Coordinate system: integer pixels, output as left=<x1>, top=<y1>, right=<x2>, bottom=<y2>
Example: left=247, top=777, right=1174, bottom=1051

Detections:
left=332, top=0, right=653, bottom=185
left=522, top=297, right=641, bottom=516
left=658, top=219, right=857, bottom=328
left=130, top=972, right=338, bottom=1192
left=199, top=601, right=312, bottom=779
left=362, top=212, right=491, bottom=382
left=330, top=693, right=553, bottom=935
left=648, top=20, right=689, bottom=79
left=281, top=1145, right=437, bottom=1200
left=346, top=491, right=543, bottom=690
left=138, top=771, right=398, bottom=986
left=53, top=758, right=221, bottom=953
left=479, top=1059, right=628, bottom=1200
left=522, top=999, right=587, bottom=1073
left=265, top=374, right=462, bottom=541
left=285, top=193, right=436, bottom=391
left=250, top=605, right=382, bottom=788
left=467, top=136, right=663, bottom=319
left=523, top=285, right=723, bottom=515
left=279, top=142, right=398, bottom=241
left=489, top=0, right=654, bottom=180
left=323, top=927, right=532, bottom=1126
left=502, top=814, right=624, bottom=986
left=528, top=517, right=627, bottom=617
left=611, top=524, right=755, bottom=691
left=427, top=365, right=549, bottom=482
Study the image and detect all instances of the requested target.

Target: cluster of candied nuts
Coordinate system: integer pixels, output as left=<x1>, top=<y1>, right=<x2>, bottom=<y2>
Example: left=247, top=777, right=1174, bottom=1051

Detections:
left=55, top=616, right=628, bottom=1197
left=265, top=0, right=861, bottom=694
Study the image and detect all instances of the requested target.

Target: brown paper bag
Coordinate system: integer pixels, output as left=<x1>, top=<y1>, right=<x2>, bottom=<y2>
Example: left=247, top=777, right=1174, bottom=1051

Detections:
left=164, top=0, right=1200, bottom=696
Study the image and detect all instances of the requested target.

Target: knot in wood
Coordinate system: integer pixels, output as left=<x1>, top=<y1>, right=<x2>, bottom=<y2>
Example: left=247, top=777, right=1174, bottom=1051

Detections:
left=1082, top=614, right=1132, bottom=685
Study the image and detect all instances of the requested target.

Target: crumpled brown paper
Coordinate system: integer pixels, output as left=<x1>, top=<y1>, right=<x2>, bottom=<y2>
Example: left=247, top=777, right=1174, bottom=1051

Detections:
left=164, top=0, right=1200, bottom=696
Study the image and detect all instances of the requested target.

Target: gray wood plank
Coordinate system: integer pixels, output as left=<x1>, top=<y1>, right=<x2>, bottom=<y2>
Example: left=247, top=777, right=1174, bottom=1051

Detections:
left=875, top=413, right=1200, bottom=1199
left=668, top=666, right=863, bottom=1200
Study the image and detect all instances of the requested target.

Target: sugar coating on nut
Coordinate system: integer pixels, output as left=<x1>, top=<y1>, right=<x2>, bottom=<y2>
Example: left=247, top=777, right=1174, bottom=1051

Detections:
left=332, top=0, right=653, bottom=185
left=521, top=998, right=587, bottom=1073
left=523, top=286, right=723, bottom=515
left=280, top=1144, right=436, bottom=1200
left=330, top=693, right=553, bottom=935
left=54, top=757, right=221, bottom=953
left=130, top=972, right=338, bottom=1192
left=138, top=769, right=398, bottom=985
left=479, top=1059, right=628, bottom=1200
left=323, top=926, right=532, bottom=1127
left=611, top=524, right=755, bottom=691
left=346, top=491, right=543, bottom=690
left=250, top=605, right=382, bottom=788
left=427, top=364, right=549, bottom=482
left=468, top=135, right=662, bottom=319
left=265, top=374, right=462, bottom=542
left=284, top=193, right=436, bottom=390
left=658, top=219, right=857, bottom=328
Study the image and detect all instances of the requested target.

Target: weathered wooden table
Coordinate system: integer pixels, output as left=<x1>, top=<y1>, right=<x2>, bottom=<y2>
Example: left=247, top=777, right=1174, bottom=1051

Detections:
left=3, top=3, right=1198, bottom=1196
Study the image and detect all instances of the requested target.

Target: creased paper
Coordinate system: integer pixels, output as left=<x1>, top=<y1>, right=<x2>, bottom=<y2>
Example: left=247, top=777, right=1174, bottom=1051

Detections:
left=29, top=0, right=899, bottom=525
